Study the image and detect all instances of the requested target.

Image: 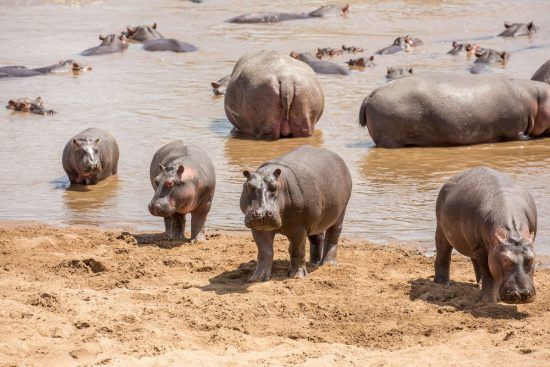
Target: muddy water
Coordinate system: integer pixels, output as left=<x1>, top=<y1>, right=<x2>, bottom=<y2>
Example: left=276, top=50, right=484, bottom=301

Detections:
left=0, top=0, right=549, bottom=254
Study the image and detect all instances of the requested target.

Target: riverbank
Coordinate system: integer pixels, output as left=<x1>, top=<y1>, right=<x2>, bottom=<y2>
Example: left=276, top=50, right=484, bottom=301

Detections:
left=0, top=224, right=549, bottom=366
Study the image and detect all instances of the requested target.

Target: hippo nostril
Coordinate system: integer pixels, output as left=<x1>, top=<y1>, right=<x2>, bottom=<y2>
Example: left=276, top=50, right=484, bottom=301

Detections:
left=510, top=291, right=520, bottom=301
left=266, top=210, right=273, bottom=217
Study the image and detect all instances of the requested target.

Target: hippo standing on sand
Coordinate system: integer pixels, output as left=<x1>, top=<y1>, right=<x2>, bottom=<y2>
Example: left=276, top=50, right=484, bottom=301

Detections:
left=81, top=34, right=128, bottom=56
left=224, top=50, right=324, bottom=139
left=498, top=21, right=538, bottom=37
left=375, top=35, right=423, bottom=55
left=240, top=146, right=352, bottom=282
left=435, top=167, right=537, bottom=304
left=532, top=59, right=550, bottom=84
left=148, top=141, right=215, bottom=242
left=125, top=23, right=198, bottom=53
left=226, top=4, right=349, bottom=23
left=359, top=72, right=550, bottom=147
left=290, top=51, right=349, bottom=75
left=0, top=60, right=80, bottom=78
left=62, top=128, right=119, bottom=185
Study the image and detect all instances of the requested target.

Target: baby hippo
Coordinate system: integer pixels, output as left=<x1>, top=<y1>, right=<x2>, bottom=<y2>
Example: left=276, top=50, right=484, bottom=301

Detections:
left=148, top=141, right=216, bottom=242
left=81, top=34, right=128, bottom=56
left=435, top=167, right=537, bottom=304
left=62, top=128, right=119, bottom=185
left=240, top=146, right=352, bottom=282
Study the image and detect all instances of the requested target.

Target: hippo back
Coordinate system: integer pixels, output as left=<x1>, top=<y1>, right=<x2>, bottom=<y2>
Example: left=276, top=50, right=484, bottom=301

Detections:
left=531, top=60, right=550, bottom=84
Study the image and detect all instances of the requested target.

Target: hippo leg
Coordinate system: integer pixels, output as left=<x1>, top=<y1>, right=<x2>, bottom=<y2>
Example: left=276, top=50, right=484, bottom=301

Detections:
left=189, top=202, right=211, bottom=243
left=248, top=230, right=275, bottom=282
left=288, top=230, right=308, bottom=279
left=308, top=234, right=324, bottom=266
left=434, top=227, right=452, bottom=286
left=471, top=258, right=481, bottom=287
left=476, top=251, right=499, bottom=303
left=164, top=213, right=185, bottom=240
left=321, top=213, right=344, bottom=266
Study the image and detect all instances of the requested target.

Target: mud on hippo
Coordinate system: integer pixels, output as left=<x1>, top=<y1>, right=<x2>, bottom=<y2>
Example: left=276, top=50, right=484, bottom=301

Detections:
left=226, top=3, right=349, bottom=23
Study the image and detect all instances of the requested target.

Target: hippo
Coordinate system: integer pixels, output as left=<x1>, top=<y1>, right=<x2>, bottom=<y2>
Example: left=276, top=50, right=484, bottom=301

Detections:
left=498, top=21, right=538, bottom=37
left=341, top=45, right=363, bottom=53
left=290, top=52, right=349, bottom=75
left=386, top=66, right=413, bottom=81
left=6, top=97, right=55, bottom=115
left=469, top=48, right=509, bottom=74
left=447, top=41, right=478, bottom=56
left=125, top=23, right=163, bottom=42
left=359, top=72, right=550, bottom=147
left=346, top=56, right=375, bottom=68
left=0, top=60, right=78, bottom=79
left=435, top=167, right=537, bottom=304
left=211, top=75, right=230, bottom=96
left=226, top=4, right=349, bottom=23
left=143, top=39, right=197, bottom=52
left=62, top=128, right=119, bottom=185
left=240, top=146, right=352, bottom=282
left=375, top=35, right=423, bottom=55
left=81, top=34, right=128, bottom=56
left=148, top=141, right=216, bottom=242
left=531, top=59, right=550, bottom=84
left=316, top=47, right=343, bottom=58
left=224, top=50, right=324, bottom=139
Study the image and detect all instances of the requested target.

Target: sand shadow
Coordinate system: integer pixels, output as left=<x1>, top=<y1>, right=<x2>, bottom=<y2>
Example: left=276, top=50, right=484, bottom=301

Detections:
left=409, top=278, right=528, bottom=320
left=199, top=259, right=320, bottom=295
left=130, top=232, right=190, bottom=249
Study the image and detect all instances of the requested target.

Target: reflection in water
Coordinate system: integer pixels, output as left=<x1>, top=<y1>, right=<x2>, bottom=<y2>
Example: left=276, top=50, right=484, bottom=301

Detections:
left=63, top=176, right=120, bottom=224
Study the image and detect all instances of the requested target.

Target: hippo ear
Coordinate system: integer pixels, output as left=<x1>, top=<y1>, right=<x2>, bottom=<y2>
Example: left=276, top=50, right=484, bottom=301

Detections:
left=289, top=51, right=298, bottom=59
left=452, top=41, right=458, bottom=47
left=211, top=81, right=220, bottom=89
left=72, top=138, right=81, bottom=147
left=95, top=138, right=100, bottom=144
left=341, top=4, right=349, bottom=15
left=504, top=21, right=511, bottom=28
left=527, top=22, right=534, bottom=31
left=387, top=67, right=392, bottom=73
left=177, top=165, right=185, bottom=176
left=243, top=170, right=251, bottom=179
left=99, top=34, right=106, bottom=41
left=369, top=55, right=374, bottom=61
left=273, top=169, right=281, bottom=178
left=127, top=26, right=136, bottom=34
left=119, top=34, right=126, bottom=40
left=408, top=68, right=413, bottom=73
left=8, top=100, right=16, bottom=107
left=152, top=22, right=157, bottom=29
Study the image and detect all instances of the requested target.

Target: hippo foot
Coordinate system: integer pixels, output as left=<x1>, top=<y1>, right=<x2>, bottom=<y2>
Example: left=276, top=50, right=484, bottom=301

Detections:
left=321, top=258, right=338, bottom=266
left=247, top=265, right=272, bottom=283
left=189, top=232, right=205, bottom=244
left=165, top=231, right=185, bottom=241
left=288, top=264, right=308, bottom=279
left=433, top=278, right=451, bottom=287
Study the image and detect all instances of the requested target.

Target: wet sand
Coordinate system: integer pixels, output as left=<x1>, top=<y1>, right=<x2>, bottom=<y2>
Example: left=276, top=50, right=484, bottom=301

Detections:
left=1, top=223, right=549, bottom=366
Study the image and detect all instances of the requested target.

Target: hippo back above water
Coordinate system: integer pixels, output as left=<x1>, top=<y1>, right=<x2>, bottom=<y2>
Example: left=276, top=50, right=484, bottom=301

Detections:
left=498, top=21, right=537, bottom=37
left=0, top=60, right=77, bottom=78
left=290, top=52, right=349, bottom=75
left=532, top=59, right=550, bottom=84
left=125, top=23, right=163, bottom=42
left=81, top=34, right=128, bottom=56
left=226, top=4, right=348, bottom=23
left=359, top=72, right=550, bottom=147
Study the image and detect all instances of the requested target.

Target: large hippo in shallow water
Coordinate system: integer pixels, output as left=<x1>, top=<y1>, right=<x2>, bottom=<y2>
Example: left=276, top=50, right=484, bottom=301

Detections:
left=0, top=60, right=80, bottom=78
left=224, top=50, right=324, bottom=139
left=359, top=72, right=550, bottom=147
left=240, top=146, right=351, bottom=282
left=81, top=34, right=128, bottom=56
left=148, top=141, right=215, bottom=242
left=498, top=21, right=538, bottom=37
left=532, top=59, right=550, bottom=84
left=227, top=4, right=348, bottom=23
left=290, top=51, right=349, bottom=75
left=435, top=167, right=537, bottom=304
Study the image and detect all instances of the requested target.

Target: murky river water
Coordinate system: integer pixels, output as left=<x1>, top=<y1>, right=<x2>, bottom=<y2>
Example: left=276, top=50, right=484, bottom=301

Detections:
left=0, top=0, right=549, bottom=254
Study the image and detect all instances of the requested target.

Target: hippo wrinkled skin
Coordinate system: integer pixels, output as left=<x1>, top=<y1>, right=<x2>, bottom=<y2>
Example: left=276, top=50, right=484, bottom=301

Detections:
left=6, top=97, right=55, bottom=115
left=375, top=35, right=423, bottom=55
left=81, top=34, right=128, bottom=56
left=435, top=167, right=537, bottom=304
left=125, top=23, right=198, bottom=53
left=386, top=66, right=413, bottom=81
left=359, top=72, right=550, bottom=147
left=240, top=146, right=352, bottom=282
left=290, top=51, right=349, bottom=75
left=498, top=21, right=538, bottom=37
left=227, top=4, right=349, bottom=23
left=148, top=141, right=216, bottom=242
left=224, top=50, right=324, bottom=139
left=62, top=128, right=119, bottom=185
left=0, top=60, right=77, bottom=78
left=531, top=59, right=550, bottom=84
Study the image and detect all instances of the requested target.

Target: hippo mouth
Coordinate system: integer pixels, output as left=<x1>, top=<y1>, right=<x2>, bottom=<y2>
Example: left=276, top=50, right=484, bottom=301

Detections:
left=244, top=211, right=282, bottom=231
left=500, top=289, right=536, bottom=304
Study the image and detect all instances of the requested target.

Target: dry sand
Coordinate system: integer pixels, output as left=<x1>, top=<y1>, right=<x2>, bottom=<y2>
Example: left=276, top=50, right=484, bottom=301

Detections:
left=0, top=223, right=549, bottom=366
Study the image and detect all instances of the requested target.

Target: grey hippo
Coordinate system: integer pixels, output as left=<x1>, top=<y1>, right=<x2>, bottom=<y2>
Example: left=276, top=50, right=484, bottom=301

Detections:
left=385, top=66, right=413, bottom=81
left=469, top=48, right=509, bottom=74
left=240, top=146, right=352, bottom=282
left=226, top=4, right=349, bottom=23
left=435, top=167, right=537, bottom=304
left=346, top=56, right=375, bottom=69
left=148, top=141, right=216, bottom=242
left=531, top=59, right=550, bottom=84
left=447, top=41, right=478, bottom=56
left=224, top=50, right=324, bottom=139
left=6, top=97, right=55, bottom=115
left=125, top=23, right=197, bottom=53
left=359, top=72, right=550, bottom=147
left=62, top=128, right=119, bottom=185
left=498, top=21, right=538, bottom=37
left=290, top=51, right=349, bottom=75
left=81, top=34, right=128, bottom=56
left=0, top=60, right=86, bottom=78
left=375, top=35, right=423, bottom=55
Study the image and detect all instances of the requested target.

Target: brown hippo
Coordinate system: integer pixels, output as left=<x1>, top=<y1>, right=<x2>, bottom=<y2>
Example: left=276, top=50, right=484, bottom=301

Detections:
left=435, top=167, right=537, bottom=304
left=385, top=66, right=413, bottom=81
left=226, top=4, right=349, bottom=23
left=290, top=51, right=349, bottom=75
left=498, top=21, right=538, bottom=37
left=240, top=146, right=352, bottom=282
left=0, top=60, right=80, bottom=78
left=81, top=34, right=128, bottom=56
left=531, top=59, right=550, bottom=84
left=375, top=35, right=423, bottom=55
left=224, top=50, right=324, bottom=139
left=6, top=97, right=55, bottom=115
left=359, top=72, right=550, bottom=147
left=62, top=128, right=119, bottom=185
left=148, top=141, right=216, bottom=242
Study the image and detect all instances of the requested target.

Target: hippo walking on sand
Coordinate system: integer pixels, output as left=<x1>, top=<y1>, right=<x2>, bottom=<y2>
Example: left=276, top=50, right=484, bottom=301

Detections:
left=62, top=128, right=119, bottom=185
left=532, top=59, right=550, bottom=84
left=359, top=72, right=550, bottom=147
left=290, top=52, right=349, bottom=75
left=226, top=4, right=349, bottom=23
left=240, top=146, right=352, bottom=282
left=81, top=34, right=128, bottom=56
left=498, top=21, right=538, bottom=37
left=148, top=141, right=215, bottom=242
left=0, top=60, right=80, bottom=78
left=435, top=167, right=537, bottom=304
left=224, top=50, right=324, bottom=139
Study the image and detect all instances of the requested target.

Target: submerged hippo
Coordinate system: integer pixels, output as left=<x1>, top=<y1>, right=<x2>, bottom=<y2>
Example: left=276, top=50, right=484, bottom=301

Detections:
left=342, top=45, right=364, bottom=53
left=125, top=23, right=163, bottom=42
left=240, top=146, right=352, bottom=282
left=6, top=97, right=55, bottom=115
left=346, top=56, right=375, bottom=68
left=386, top=66, right=413, bottom=81
left=469, top=48, right=509, bottom=74
left=531, top=59, right=550, bottom=84
left=0, top=60, right=78, bottom=78
left=359, top=72, right=550, bottom=147
left=447, top=41, right=478, bottom=56
left=316, top=47, right=343, bottom=58
left=125, top=23, right=197, bottom=52
left=227, top=4, right=349, bottom=23
left=224, top=50, right=324, bottom=139
left=62, top=128, right=119, bottom=185
left=211, top=75, right=231, bottom=95
left=375, top=35, right=423, bottom=55
left=290, top=51, right=349, bottom=75
left=498, top=21, right=538, bottom=37
left=81, top=34, right=128, bottom=56
left=435, top=167, right=537, bottom=304
left=148, top=141, right=216, bottom=242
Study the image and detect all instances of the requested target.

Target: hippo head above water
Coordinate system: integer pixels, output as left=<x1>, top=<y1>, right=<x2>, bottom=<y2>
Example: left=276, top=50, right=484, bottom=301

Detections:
left=308, top=4, right=349, bottom=17
left=240, top=169, right=284, bottom=231
left=346, top=55, right=375, bottom=68
left=149, top=164, right=199, bottom=218
left=376, top=35, right=422, bottom=55
left=499, top=21, right=538, bottom=37
left=7, top=97, right=55, bottom=115
left=125, top=23, right=164, bottom=42
left=386, top=66, right=413, bottom=81
left=70, top=137, right=103, bottom=180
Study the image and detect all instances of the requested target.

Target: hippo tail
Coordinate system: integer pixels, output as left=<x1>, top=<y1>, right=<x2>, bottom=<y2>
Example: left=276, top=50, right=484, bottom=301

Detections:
left=280, top=79, right=295, bottom=124
left=359, top=96, right=369, bottom=127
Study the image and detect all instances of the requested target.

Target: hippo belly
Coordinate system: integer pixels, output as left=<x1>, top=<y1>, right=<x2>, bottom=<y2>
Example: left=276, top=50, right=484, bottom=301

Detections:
left=142, top=39, right=198, bottom=53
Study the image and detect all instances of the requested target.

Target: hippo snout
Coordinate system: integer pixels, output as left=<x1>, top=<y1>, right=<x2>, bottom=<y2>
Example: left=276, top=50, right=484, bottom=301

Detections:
left=148, top=200, right=174, bottom=217
left=501, top=288, right=536, bottom=304
left=244, top=209, right=281, bottom=230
